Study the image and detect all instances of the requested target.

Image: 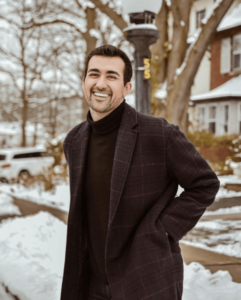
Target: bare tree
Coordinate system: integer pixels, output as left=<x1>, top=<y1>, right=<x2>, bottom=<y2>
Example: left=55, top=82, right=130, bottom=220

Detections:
left=0, top=0, right=85, bottom=145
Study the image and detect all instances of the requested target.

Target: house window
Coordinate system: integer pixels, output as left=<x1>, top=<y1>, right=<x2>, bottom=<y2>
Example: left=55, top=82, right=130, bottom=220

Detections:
left=220, top=104, right=229, bottom=134
left=196, top=10, right=206, bottom=28
left=233, top=34, right=241, bottom=71
left=221, top=34, right=241, bottom=74
left=208, top=106, right=216, bottom=134
left=224, top=105, right=229, bottom=133
left=197, top=106, right=206, bottom=126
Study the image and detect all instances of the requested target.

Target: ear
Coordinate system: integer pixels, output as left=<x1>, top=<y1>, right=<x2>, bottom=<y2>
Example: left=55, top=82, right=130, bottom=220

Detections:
left=123, top=82, right=132, bottom=97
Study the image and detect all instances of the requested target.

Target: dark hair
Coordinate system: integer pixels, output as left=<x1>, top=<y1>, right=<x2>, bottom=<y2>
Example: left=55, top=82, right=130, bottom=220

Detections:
left=84, top=45, right=132, bottom=86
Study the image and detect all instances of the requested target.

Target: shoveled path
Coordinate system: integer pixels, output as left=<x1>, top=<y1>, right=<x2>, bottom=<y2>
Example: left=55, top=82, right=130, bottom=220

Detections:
left=4, top=196, right=68, bottom=224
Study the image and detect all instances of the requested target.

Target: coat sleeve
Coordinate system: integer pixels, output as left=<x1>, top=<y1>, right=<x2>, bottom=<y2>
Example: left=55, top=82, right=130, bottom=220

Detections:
left=159, top=124, right=220, bottom=242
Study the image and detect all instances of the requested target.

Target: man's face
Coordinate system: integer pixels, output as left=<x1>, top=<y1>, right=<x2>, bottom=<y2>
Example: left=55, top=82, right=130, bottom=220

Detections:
left=82, top=55, right=132, bottom=121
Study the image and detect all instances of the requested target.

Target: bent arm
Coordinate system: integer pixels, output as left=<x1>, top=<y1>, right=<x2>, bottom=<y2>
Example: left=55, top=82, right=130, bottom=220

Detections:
left=159, top=125, right=220, bottom=242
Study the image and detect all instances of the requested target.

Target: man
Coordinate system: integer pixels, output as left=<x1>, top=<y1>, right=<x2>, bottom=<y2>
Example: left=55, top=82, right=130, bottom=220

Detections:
left=60, top=45, right=219, bottom=300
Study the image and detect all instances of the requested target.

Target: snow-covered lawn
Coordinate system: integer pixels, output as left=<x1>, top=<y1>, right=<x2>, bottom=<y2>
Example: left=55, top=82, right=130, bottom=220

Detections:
left=0, top=212, right=66, bottom=300
left=0, top=212, right=240, bottom=300
left=0, top=191, right=21, bottom=216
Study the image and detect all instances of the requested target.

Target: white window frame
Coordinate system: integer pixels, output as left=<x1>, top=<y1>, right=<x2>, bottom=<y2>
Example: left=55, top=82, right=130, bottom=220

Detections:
left=219, top=102, right=230, bottom=135
left=207, top=104, right=217, bottom=134
left=233, top=34, right=241, bottom=71
left=196, top=105, right=207, bottom=130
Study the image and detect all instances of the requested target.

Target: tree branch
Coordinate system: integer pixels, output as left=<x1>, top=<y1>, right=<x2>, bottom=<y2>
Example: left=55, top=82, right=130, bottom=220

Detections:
left=23, top=19, right=88, bottom=40
left=92, top=0, right=128, bottom=30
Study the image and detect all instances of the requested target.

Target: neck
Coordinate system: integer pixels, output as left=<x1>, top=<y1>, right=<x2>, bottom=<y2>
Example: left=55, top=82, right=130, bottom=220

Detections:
left=89, top=108, right=110, bottom=122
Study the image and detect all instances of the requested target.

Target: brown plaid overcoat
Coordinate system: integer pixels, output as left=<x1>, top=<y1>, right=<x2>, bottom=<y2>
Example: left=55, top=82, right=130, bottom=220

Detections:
left=60, top=102, right=220, bottom=300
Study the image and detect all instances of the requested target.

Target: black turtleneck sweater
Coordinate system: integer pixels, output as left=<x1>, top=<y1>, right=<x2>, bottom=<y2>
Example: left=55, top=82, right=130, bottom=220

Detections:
left=84, top=101, right=125, bottom=284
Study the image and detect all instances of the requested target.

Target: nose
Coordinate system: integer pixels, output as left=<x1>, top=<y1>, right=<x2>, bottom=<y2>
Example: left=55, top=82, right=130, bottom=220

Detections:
left=95, top=75, right=108, bottom=90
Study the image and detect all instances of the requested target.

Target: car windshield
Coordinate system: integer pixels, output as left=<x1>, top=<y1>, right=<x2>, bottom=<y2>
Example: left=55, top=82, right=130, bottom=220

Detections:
left=0, top=154, right=6, bottom=161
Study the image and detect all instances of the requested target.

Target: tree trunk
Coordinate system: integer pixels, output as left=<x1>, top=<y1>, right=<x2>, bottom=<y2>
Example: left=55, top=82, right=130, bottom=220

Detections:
left=21, top=90, right=27, bottom=147
left=81, top=7, right=98, bottom=121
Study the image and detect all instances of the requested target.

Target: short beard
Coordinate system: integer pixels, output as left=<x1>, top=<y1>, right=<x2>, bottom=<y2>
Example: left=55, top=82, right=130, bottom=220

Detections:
left=86, top=95, right=113, bottom=114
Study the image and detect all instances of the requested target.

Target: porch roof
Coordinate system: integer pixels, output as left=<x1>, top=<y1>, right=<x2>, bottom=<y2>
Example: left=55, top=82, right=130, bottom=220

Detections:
left=191, top=75, right=241, bottom=102
left=217, top=4, right=241, bottom=32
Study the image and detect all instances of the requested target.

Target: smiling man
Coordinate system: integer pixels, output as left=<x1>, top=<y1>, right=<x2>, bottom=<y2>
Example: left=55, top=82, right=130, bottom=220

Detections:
left=60, top=45, right=219, bottom=300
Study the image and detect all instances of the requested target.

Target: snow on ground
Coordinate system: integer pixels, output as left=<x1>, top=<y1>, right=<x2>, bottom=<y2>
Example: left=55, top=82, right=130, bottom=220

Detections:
left=204, top=206, right=241, bottom=215
left=0, top=182, right=70, bottom=212
left=0, top=191, right=21, bottom=216
left=182, top=219, right=241, bottom=258
left=218, top=175, right=241, bottom=186
left=0, top=212, right=240, bottom=300
left=0, top=212, right=66, bottom=300
left=215, top=175, right=241, bottom=201
left=0, top=283, right=15, bottom=300
left=0, top=174, right=239, bottom=214
left=183, top=262, right=241, bottom=300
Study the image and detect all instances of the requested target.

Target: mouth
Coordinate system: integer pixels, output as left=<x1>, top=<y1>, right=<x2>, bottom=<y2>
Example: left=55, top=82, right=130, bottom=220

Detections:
left=92, top=91, right=111, bottom=99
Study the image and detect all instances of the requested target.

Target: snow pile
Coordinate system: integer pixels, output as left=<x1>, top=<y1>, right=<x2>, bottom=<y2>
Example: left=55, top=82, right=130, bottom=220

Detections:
left=0, top=191, right=21, bottom=216
left=0, top=212, right=67, bottom=300
left=0, top=283, right=15, bottom=300
left=182, top=219, right=241, bottom=258
left=183, top=262, right=241, bottom=300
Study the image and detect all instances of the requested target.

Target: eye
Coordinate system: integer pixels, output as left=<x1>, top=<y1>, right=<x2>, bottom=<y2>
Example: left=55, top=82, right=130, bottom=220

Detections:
left=89, top=73, right=98, bottom=77
left=108, top=75, right=117, bottom=79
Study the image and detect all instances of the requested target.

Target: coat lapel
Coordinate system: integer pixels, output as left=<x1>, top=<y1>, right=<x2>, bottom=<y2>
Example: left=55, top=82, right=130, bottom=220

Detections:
left=109, top=103, right=138, bottom=227
left=69, top=121, right=91, bottom=221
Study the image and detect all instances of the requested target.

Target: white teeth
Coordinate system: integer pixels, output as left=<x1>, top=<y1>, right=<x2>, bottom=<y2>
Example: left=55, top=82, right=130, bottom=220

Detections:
left=94, top=92, right=109, bottom=98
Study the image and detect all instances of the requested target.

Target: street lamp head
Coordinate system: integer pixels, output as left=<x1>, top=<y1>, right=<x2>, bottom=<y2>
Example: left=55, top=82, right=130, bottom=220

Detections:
left=122, top=0, right=162, bottom=24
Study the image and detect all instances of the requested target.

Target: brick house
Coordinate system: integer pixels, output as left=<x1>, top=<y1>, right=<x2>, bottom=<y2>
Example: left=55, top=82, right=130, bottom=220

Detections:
left=191, top=4, right=241, bottom=136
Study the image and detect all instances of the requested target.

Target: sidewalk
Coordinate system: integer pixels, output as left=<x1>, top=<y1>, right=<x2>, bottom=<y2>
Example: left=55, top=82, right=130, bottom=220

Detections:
left=12, top=196, right=68, bottom=224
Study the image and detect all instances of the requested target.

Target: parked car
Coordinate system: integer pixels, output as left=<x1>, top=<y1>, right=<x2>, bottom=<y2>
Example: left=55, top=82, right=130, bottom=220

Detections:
left=0, top=147, right=54, bottom=183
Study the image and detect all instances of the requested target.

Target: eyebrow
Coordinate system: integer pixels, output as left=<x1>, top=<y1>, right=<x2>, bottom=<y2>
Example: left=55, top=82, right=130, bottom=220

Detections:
left=88, top=68, right=121, bottom=77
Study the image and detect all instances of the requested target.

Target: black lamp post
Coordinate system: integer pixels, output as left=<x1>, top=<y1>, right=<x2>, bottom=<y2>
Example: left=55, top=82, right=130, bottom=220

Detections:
left=122, top=1, right=162, bottom=114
